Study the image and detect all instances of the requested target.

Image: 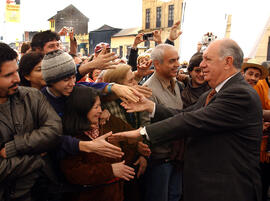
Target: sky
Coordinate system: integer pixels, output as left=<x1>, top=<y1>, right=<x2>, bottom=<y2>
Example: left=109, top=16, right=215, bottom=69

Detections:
left=0, top=0, right=270, bottom=61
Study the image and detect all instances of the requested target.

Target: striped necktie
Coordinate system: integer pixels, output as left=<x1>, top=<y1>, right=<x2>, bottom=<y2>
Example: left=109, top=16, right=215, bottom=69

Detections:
left=205, top=89, right=217, bottom=106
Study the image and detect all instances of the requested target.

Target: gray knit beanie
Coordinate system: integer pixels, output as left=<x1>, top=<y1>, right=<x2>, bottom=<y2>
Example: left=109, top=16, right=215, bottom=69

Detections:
left=41, top=50, right=76, bottom=84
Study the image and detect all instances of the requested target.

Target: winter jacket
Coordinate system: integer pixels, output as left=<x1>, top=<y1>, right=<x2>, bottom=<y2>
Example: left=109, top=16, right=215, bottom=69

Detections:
left=0, top=86, right=62, bottom=201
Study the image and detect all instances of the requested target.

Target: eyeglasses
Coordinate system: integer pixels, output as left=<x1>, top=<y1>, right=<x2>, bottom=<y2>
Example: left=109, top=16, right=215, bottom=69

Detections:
left=194, top=68, right=202, bottom=73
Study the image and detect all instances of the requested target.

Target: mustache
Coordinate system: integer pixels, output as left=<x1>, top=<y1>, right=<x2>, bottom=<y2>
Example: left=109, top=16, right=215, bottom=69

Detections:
left=8, top=82, right=20, bottom=89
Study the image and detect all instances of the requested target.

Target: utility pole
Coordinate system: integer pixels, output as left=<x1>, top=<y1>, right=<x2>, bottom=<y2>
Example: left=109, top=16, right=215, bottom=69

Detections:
left=178, top=0, right=186, bottom=59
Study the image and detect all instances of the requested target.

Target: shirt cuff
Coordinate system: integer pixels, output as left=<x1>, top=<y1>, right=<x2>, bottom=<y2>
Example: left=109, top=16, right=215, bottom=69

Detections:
left=149, top=103, right=156, bottom=118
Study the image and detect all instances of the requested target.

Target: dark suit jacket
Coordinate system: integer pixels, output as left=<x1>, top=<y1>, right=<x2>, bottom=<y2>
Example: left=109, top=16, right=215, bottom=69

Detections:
left=146, top=72, right=262, bottom=201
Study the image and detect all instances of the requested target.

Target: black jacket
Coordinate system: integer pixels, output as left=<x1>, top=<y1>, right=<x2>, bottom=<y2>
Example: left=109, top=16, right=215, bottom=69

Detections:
left=146, top=73, right=262, bottom=201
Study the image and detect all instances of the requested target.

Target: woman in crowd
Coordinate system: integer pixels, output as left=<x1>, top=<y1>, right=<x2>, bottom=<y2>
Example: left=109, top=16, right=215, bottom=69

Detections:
left=60, top=86, right=142, bottom=201
left=102, top=64, right=149, bottom=201
left=103, top=64, right=149, bottom=128
left=89, top=69, right=102, bottom=82
left=19, top=51, right=46, bottom=90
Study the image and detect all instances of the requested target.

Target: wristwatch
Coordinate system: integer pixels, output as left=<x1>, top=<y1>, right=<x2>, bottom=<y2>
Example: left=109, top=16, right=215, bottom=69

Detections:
left=139, top=127, right=149, bottom=141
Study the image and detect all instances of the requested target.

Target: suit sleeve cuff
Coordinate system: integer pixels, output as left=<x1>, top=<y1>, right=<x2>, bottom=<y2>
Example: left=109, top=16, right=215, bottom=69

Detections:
left=165, top=39, right=174, bottom=46
left=5, top=140, right=18, bottom=158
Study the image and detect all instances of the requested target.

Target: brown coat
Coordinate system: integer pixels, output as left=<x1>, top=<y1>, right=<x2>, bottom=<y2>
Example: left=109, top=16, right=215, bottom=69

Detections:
left=60, top=115, right=137, bottom=201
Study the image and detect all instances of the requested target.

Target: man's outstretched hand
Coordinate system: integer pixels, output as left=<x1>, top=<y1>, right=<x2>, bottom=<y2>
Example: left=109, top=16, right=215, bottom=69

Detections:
left=108, top=128, right=143, bottom=143
left=79, top=132, right=124, bottom=158
left=120, top=92, right=155, bottom=113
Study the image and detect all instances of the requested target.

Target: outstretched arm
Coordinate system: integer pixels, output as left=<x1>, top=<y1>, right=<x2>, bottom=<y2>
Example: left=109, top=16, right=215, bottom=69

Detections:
left=79, top=132, right=124, bottom=158
left=78, top=47, right=119, bottom=77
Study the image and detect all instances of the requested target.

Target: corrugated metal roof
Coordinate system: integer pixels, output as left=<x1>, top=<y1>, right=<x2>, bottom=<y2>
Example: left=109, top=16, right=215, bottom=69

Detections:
left=93, top=24, right=119, bottom=31
left=112, top=27, right=141, bottom=37
left=48, top=4, right=89, bottom=21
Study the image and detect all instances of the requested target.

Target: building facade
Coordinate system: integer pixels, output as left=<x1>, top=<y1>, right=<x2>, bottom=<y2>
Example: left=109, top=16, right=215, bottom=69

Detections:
left=141, top=0, right=183, bottom=50
left=252, top=16, right=270, bottom=62
left=111, top=27, right=144, bottom=59
left=48, top=4, right=89, bottom=55
left=89, top=25, right=121, bottom=55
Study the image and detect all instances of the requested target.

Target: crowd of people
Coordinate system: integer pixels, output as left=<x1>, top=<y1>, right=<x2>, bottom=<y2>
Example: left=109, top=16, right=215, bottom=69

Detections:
left=0, top=20, right=269, bottom=201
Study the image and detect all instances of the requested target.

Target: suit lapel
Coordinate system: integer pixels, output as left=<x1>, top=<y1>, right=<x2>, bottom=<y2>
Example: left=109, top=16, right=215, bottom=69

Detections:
left=204, top=72, right=242, bottom=106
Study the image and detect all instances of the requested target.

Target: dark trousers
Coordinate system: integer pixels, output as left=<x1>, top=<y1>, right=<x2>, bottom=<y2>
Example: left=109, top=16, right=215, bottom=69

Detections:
left=261, top=162, right=270, bottom=201
left=143, top=161, right=182, bottom=201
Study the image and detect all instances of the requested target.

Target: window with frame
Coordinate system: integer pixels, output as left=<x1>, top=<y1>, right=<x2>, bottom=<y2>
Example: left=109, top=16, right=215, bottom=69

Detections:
left=146, top=9, right=150, bottom=29
left=119, top=46, right=123, bottom=58
left=168, top=5, right=174, bottom=27
left=156, top=7, right=161, bottom=28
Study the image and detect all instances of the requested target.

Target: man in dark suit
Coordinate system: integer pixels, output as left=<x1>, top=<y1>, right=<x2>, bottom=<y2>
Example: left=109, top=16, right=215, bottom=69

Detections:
left=111, top=39, right=262, bottom=201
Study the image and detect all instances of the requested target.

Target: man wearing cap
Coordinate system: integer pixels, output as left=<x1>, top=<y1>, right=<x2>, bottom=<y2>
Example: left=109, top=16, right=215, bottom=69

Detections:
left=242, top=58, right=269, bottom=87
left=254, top=61, right=270, bottom=110
left=0, top=42, right=62, bottom=200
left=94, top=42, right=111, bottom=57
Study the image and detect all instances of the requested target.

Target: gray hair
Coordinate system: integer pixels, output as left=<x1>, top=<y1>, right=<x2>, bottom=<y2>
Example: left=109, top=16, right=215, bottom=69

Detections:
left=262, top=61, right=270, bottom=73
left=218, top=39, right=244, bottom=69
left=151, top=44, right=175, bottom=64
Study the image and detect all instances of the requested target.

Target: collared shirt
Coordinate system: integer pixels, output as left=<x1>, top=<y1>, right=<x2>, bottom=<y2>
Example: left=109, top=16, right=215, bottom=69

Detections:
left=215, top=73, right=238, bottom=92
left=155, top=73, right=176, bottom=95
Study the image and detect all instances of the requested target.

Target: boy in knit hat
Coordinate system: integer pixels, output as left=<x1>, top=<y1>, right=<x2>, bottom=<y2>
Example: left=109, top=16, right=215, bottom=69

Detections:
left=40, top=49, right=129, bottom=199
left=41, top=49, right=145, bottom=159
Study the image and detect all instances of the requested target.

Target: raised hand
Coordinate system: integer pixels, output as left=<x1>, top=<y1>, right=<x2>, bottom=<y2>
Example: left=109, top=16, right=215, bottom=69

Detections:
left=79, top=47, right=120, bottom=76
left=112, top=160, right=135, bottom=181
left=168, top=21, right=182, bottom=41
left=58, top=26, right=69, bottom=36
left=153, top=30, right=162, bottom=44
left=136, top=59, right=154, bottom=78
left=90, top=47, right=119, bottom=70
left=132, top=33, right=144, bottom=49
left=69, top=27, right=74, bottom=40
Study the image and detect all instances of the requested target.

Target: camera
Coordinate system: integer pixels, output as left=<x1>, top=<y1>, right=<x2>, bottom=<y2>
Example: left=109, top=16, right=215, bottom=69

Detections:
left=143, top=32, right=154, bottom=41
left=67, top=27, right=73, bottom=33
left=200, top=32, right=217, bottom=52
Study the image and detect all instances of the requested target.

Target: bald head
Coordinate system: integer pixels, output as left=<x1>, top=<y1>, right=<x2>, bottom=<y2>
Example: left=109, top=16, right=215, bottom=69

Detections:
left=200, top=39, right=243, bottom=88
left=208, top=39, right=244, bottom=70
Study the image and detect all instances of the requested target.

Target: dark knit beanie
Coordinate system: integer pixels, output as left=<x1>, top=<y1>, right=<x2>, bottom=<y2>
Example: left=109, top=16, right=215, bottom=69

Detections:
left=41, top=50, right=76, bottom=84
